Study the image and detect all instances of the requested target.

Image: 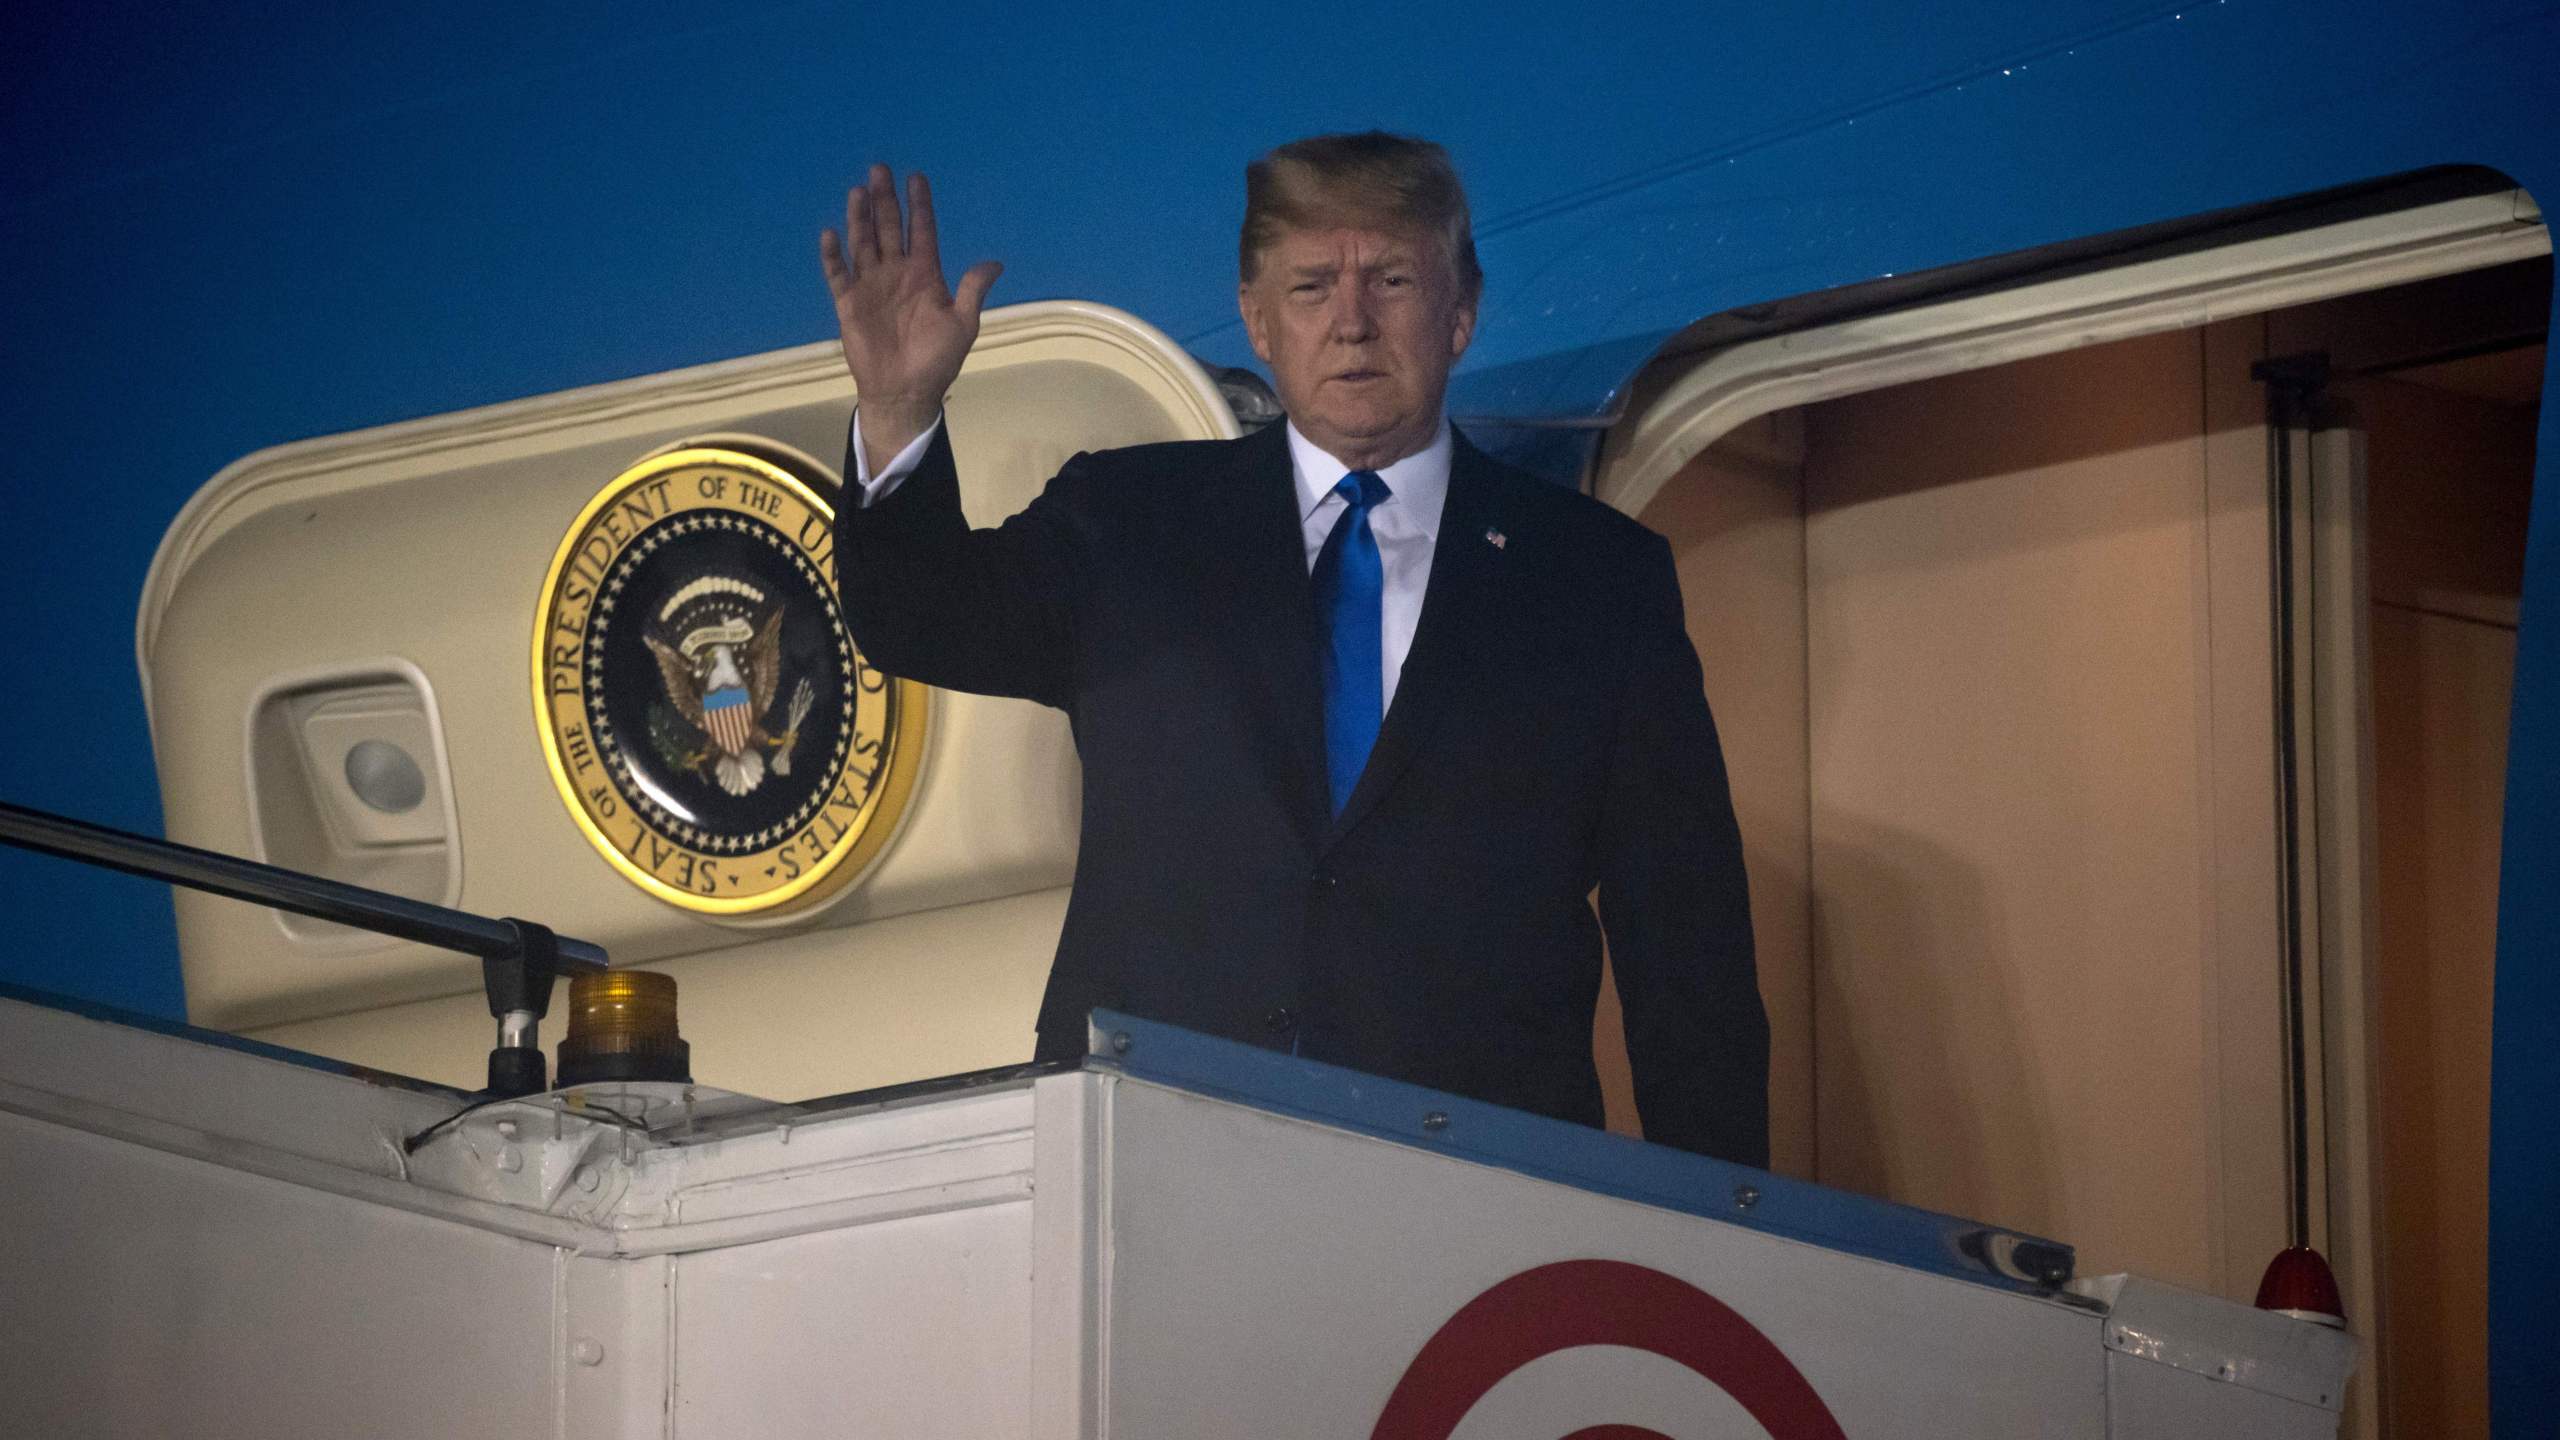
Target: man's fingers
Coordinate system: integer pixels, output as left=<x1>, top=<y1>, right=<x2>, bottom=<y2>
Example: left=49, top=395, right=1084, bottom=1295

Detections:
left=850, top=183, right=882, bottom=264
left=953, top=260, right=1003, bottom=322
left=843, top=186, right=869, bottom=266
left=819, top=228, right=853, bottom=297
left=906, top=171, right=941, bottom=276
left=866, top=163, right=904, bottom=260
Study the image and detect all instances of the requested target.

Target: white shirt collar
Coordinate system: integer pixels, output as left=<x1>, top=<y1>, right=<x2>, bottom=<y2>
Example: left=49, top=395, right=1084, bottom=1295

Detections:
left=1287, top=417, right=1452, bottom=541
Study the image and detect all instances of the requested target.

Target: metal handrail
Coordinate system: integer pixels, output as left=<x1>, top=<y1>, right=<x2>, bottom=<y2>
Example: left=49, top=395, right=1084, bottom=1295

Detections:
left=0, top=799, right=606, bottom=972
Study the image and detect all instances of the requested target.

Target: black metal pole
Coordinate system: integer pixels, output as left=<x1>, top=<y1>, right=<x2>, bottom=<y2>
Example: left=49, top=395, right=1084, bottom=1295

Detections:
left=0, top=799, right=606, bottom=973
left=2253, top=352, right=2329, bottom=1254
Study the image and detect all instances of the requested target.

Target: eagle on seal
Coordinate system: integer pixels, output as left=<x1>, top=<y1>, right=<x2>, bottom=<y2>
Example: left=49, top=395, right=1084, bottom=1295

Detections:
left=643, top=576, right=816, bottom=797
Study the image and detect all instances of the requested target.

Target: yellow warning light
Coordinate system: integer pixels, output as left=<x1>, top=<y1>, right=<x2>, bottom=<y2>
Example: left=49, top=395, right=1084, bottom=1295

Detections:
left=557, top=970, right=691, bottom=1086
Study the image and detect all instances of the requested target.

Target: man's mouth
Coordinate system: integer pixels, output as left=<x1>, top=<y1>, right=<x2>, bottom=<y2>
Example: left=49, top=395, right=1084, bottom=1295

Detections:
left=1332, top=369, right=1387, bottom=384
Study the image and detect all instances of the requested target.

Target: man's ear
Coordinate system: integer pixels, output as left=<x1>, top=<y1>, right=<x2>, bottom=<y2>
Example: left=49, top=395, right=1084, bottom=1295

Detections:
left=1449, top=293, right=1478, bottom=361
left=1239, top=281, right=1274, bottom=364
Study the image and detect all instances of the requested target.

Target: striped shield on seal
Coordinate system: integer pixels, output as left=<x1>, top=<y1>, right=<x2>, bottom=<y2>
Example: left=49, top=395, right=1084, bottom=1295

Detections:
left=702, top=685, right=754, bottom=756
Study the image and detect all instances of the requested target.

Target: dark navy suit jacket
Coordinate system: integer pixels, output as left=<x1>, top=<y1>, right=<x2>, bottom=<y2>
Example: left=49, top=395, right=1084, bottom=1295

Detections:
left=837, top=418, right=1769, bottom=1165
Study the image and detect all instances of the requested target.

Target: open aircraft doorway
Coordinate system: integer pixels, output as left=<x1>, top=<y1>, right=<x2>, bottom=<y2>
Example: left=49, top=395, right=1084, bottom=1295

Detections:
left=1595, top=176, right=2548, bottom=1440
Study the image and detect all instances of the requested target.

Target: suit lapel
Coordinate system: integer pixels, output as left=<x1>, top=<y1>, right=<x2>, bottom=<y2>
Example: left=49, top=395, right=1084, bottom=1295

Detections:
left=1200, top=424, right=1334, bottom=844
left=1323, top=429, right=1509, bottom=849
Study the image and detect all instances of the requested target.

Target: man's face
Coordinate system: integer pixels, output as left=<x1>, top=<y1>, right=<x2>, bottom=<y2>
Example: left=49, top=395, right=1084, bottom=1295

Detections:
left=1238, top=220, right=1477, bottom=470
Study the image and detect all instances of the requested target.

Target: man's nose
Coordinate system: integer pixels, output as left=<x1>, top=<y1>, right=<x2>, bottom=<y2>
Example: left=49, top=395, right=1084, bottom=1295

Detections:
left=1327, top=282, right=1376, bottom=341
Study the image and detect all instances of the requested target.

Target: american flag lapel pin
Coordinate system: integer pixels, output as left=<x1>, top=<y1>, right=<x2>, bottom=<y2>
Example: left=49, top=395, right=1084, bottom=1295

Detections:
left=1485, top=527, right=1507, bottom=551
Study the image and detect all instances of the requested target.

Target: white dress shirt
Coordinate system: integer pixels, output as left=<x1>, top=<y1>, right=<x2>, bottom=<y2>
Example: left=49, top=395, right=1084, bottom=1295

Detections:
left=851, top=411, right=1451, bottom=714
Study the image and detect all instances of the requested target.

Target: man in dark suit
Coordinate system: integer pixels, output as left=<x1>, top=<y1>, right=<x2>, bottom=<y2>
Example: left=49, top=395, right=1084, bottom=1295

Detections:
left=819, top=133, right=1768, bottom=1165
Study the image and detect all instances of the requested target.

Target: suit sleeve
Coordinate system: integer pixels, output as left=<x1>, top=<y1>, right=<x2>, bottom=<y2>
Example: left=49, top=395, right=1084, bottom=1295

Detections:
left=1592, top=530, right=1771, bottom=1167
left=835, top=419, right=1091, bottom=710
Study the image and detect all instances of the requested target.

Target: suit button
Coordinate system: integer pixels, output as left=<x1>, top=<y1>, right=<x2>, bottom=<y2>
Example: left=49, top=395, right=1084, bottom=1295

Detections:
left=1313, top=871, right=1339, bottom=890
left=1264, top=1007, right=1294, bottom=1032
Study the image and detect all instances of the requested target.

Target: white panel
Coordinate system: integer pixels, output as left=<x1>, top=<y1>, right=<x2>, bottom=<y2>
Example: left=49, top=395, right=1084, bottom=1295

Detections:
left=1448, top=1347, right=1774, bottom=1438
left=2107, top=1352, right=2343, bottom=1440
left=671, top=1201, right=1036, bottom=1440
left=563, top=1253, right=675, bottom=1440
left=0, top=1111, right=559, bottom=1440
left=1029, top=1073, right=1108, bottom=1440
left=1099, top=1080, right=2104, bottom=1439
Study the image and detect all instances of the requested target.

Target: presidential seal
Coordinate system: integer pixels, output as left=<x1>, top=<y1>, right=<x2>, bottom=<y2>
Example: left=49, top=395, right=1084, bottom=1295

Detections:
left=533, top=443, right=926, bottom=915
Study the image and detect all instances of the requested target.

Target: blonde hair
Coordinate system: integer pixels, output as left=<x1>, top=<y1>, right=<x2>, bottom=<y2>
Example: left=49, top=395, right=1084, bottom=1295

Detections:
left=1241, top=131, right=1482, bottom=297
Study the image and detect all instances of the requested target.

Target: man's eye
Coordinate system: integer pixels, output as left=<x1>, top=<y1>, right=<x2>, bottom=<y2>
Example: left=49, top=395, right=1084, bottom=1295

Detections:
left=1381, top=274, right=1412, bottom=287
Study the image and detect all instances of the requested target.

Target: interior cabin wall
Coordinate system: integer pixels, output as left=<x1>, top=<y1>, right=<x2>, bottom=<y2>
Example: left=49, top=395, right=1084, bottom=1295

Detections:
left=1793, top=327, right=2244, bottom=1291
left=2330, top=358, right=2540, bottom=1438
left=2365, top=605, right=2505, bottom=1439
left=1632, top=332, right=2266, bottom=1269
left=1637, top=318, right=2326, bottom=1292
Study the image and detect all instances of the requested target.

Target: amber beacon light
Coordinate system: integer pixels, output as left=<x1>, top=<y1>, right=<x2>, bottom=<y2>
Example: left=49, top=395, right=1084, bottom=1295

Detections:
left=556, top=970, right=692, bottom=1086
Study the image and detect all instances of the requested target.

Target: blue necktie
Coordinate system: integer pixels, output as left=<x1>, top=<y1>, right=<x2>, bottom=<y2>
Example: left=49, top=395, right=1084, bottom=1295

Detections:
left=1312, top=470, right=1390, bottom=814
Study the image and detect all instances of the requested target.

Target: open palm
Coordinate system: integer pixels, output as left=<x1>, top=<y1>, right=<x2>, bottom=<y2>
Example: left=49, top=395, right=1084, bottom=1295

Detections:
left=819, top=164, right=1002, bottom=469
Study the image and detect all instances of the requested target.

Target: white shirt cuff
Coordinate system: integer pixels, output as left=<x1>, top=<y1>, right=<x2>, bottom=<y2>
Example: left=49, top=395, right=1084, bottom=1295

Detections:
left=850, top=411, right=945, bottom=506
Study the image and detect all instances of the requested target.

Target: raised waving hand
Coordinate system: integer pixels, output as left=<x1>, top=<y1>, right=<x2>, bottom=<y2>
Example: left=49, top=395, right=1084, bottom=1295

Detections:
left=819, top=164, right=1002, bottom=473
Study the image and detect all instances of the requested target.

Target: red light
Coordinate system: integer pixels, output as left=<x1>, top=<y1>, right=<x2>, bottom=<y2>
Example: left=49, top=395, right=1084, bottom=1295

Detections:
left=2254, top=1245, right=2346, bottom=1328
